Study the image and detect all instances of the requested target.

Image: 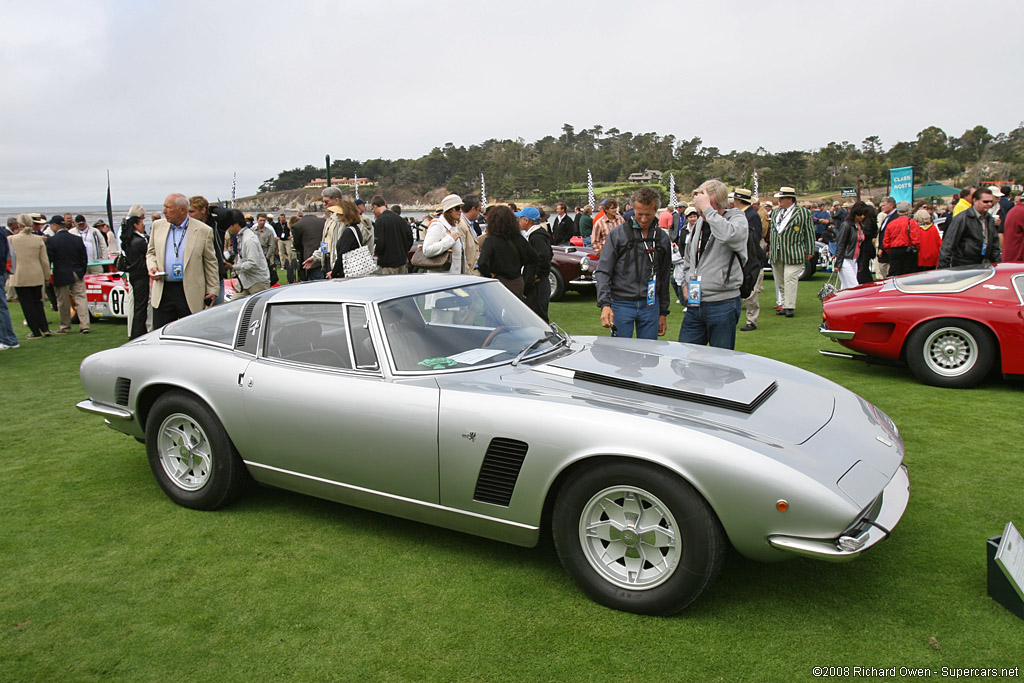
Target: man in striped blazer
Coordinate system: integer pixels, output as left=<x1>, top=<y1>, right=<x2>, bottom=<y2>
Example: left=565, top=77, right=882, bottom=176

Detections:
left=768, top=187, right=815, bottom=317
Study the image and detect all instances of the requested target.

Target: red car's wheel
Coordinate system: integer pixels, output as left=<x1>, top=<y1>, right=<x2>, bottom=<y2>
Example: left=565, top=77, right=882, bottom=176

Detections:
left=905, top=319, right=996, bottom=388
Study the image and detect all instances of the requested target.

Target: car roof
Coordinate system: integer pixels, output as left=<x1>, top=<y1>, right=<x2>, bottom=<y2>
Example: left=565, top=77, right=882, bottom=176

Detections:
left=263, top=273, right=489, bottom=305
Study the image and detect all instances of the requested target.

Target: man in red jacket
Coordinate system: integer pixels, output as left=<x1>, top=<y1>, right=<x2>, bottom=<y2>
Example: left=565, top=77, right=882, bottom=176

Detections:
left=1002, top=202, right=1024, bottom=263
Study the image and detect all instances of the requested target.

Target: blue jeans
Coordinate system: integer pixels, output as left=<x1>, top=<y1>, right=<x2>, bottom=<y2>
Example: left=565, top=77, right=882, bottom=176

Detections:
left=0, top=273, right=19, bottom=346
left=610, top=299, right=659, bottom=340
left=583, top=236, right=592, bottom=247
left=678, top=297, right=741, bottom=349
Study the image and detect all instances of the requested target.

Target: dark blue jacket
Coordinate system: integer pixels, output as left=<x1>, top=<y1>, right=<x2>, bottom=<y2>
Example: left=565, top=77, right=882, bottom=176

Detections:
left=46, top=229, right=88, bottom=287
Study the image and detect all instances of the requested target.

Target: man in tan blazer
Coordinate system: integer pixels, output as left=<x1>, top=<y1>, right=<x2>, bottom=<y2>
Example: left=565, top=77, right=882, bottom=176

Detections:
left=146, top=193, right=219, bottom=328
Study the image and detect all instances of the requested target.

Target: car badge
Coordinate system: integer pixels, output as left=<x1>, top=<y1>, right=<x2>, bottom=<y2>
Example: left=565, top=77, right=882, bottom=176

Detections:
left=461, top=432, right=477, bottom=442
left=875, top=436, right=893, bottom=447
left=982, top=284, right=1009, bottom=290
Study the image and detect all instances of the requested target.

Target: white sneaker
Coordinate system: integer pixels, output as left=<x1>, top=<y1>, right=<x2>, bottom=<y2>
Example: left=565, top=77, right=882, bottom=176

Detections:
left=0, top=342, right=20, bottom=349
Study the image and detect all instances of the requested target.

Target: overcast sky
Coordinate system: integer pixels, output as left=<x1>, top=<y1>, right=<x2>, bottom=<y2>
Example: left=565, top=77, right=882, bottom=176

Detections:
left=2, top=0, right=1021, bottom=207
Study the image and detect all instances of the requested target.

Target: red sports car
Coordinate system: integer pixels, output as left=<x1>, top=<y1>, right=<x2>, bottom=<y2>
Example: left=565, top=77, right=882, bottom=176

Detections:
left=819, top=264, right=1024, bottom=388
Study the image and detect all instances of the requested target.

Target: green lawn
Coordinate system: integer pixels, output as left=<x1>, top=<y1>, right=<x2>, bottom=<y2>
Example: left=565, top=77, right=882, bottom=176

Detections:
left=1, top=278, right=1021, bottom=681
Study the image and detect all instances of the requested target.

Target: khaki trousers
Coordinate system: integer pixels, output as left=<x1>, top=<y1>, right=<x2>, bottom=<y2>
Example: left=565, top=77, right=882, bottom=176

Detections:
left=771, top=262, right=803, bottom=310
left=743, top=269, right=764, bottom=325
left=57, top=275, right=89, bottom=331
left=238, top=280, right=271, bottom=297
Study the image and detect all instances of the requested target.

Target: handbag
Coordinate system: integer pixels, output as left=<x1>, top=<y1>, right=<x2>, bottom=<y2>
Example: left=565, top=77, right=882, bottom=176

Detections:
left=817, top=268, right=840, bottom=302
left=341, top=226, right=377, bottom=277
left=411, top=244, right=452, bottom=270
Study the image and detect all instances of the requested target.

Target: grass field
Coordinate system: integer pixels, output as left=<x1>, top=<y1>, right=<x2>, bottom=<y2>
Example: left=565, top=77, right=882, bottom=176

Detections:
left=1, top=277, right=1021, bottom=681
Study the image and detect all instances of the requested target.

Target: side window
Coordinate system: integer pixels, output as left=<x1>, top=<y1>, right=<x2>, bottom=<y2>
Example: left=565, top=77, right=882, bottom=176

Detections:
left=264, top=303, right=352, bottom=370
left=347, top=305, right=378, bottom=370
left=1014, top=274, right=1024, bottom=305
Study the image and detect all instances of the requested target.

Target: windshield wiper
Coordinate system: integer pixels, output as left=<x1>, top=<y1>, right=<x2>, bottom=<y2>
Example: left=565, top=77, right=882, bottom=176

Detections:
left=511, top=324, right=570, bottom=367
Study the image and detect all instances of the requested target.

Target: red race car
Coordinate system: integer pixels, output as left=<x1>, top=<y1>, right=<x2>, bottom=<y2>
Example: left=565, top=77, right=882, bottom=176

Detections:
left=819, top=264, right=1024, bottom=388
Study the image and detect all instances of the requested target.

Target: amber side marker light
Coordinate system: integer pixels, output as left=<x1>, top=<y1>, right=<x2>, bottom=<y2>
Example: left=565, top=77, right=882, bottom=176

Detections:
left=776, top=500, right=789, bottom=512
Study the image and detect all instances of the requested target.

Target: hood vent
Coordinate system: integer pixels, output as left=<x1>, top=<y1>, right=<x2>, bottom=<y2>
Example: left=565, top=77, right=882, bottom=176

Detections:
left=473, top=438, right=529, bottom=507
left=572, top=370, right=777, bottom=414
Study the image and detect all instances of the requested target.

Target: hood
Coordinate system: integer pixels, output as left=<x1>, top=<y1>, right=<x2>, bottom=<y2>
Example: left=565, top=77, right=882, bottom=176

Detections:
left=522, top=337, right=837, bottom=445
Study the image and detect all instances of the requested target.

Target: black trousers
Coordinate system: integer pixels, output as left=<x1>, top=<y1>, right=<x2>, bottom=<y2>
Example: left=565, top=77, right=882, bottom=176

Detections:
left=15, top=286, right=49, bottom=335
left=887, top=247, right=918, bottom=277
left=129, top=274, right=150, bottom=339
left=152, top=281, right=192, bottom=329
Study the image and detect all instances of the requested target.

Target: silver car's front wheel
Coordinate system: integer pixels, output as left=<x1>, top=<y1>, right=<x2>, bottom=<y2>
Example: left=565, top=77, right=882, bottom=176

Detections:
left=145, top=391, right=249, bottom=510
left=157, top=413, right=213, bottom=491
left=553, top=461, right=725, bottom=616
left=578, top=485, right=680, bottom=590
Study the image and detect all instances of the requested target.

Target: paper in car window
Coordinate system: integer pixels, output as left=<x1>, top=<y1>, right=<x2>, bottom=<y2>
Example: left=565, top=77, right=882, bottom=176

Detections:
left=452, top=288, right=470, bottom=297
left=448, top=349, right=504, bottom=365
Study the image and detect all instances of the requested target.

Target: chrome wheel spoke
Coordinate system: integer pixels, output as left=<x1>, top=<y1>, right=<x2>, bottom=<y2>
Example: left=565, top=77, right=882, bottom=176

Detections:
left=579, top=485, right=681, bottom=590
left=157, top=413, right=213, bottom=492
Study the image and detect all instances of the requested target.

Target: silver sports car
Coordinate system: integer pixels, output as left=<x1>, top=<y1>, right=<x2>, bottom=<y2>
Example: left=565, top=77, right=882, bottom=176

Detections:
left=77, top=274, right=909, bottom=615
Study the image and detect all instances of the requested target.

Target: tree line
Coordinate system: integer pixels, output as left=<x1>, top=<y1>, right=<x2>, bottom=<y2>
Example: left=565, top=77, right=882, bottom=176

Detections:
left=259, top=122, right=1024, bottom=201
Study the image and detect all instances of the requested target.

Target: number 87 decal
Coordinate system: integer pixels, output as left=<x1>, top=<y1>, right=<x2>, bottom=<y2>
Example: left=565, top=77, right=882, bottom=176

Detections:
left=109, top=287, right=127, bottom=317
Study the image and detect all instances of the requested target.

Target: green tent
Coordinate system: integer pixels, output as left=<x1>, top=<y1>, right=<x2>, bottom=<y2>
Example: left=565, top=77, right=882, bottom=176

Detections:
left=914, top=181, right=961, bottom=199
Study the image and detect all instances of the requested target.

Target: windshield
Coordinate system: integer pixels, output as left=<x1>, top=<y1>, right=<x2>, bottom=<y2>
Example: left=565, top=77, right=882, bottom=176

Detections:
left=377, top=281, right=560, bottom=372
left=894, top=265, right=994, bottom=293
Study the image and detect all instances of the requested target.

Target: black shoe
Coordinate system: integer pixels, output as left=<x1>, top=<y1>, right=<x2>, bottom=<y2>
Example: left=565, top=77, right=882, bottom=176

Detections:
left=784, top=309, right=794, bottom=317
left=740, top=323, right=757, bottom=331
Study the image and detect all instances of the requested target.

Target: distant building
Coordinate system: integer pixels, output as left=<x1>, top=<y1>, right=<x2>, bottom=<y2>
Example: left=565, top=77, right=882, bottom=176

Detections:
left=303, top=176, right=374, bottom=189
left=628, top=169, right=663, bottom=184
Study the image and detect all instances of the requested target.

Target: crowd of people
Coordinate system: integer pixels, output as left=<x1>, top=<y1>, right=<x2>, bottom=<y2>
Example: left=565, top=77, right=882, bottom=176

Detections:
left=1, top=180, right=1020, bottom=353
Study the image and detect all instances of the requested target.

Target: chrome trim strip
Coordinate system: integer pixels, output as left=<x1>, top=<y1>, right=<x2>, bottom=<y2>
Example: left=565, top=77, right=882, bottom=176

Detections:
left=768, top=465, right=908, bottom=562
left=568, top=279, right=596, bottom=285
left=242, top=461, right=539, bottom=532
left=819, top=323, right=855, bottom=340
left=76, top=399, right=133, bottom=421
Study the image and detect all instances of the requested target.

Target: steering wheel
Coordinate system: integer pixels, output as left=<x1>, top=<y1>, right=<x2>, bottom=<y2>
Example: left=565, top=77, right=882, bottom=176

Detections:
left=481, top=326, right=511, bottom=348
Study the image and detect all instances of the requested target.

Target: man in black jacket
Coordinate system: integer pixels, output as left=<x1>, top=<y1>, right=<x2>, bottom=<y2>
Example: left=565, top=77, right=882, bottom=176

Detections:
left=734, top=188, right=765, bottom=332
left=550, top=203, right=575, bottom=245
left=291, top=213, right=327, bottom=281
left=372, top=196, right=413, bottom=274
left=938, top=187, right=1001, bottom=267
left=121, top=215, right=150, bottom=339
left=520, top=207, right=553, bottom=322
left=46, top=218, right=90, bottom=333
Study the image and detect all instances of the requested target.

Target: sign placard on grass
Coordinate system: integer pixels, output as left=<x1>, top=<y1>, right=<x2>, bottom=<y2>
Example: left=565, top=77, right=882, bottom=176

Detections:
left=995, top=521, right=1024, bottom=602
left=840, top=187, right=858, bottom=198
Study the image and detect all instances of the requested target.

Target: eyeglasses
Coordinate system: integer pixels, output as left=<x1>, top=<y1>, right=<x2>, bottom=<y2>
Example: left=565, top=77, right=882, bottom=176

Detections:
left=979, top=199, right=995, bottom=204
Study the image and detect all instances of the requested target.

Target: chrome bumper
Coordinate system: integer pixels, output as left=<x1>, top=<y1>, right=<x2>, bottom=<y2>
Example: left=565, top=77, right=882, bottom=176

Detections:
left=76, top=399, right=134, bottom=421
left=819, top=323, right=855, bottom=341
left=768, top=465, right=909, bottom=562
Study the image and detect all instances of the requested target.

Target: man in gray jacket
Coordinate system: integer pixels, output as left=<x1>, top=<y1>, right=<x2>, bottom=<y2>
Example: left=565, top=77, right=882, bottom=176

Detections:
left=596, top=187, right=672, bottom=339
left=678, top=179, right=748, bottom=349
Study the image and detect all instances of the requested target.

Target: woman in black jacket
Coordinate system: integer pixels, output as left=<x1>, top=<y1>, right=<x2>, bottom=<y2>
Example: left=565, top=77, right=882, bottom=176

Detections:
left=857, top=206, right=878, bottom=285
left=329, top=199, right=366, bottom=279
left=477, top=205, right=537, bottom=298
left=120, top=215, right=151, bottom=339
left=834, top=201, right=870, bottom=290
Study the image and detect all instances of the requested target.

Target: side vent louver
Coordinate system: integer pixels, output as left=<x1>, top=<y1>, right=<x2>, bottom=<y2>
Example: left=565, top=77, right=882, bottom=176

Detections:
left=473, top=438, right=529, bottom=507
left=114, top=377, right=131, bottom=406
left=234, top=296, right=260, bottom=348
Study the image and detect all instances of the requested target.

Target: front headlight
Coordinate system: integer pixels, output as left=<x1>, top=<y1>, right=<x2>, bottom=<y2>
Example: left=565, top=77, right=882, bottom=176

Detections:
left=579, top=257, right=590, bottom=272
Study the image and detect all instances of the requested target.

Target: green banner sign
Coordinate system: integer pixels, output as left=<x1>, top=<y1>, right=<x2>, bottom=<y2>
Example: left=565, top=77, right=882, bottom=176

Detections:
left=840, top=187, right=857, bottom=198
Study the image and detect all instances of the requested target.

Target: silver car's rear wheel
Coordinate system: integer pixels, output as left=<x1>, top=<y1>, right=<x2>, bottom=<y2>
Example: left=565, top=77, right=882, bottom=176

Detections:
left=578, top=485, right=680, bottom=590
left=157, top=413, right=212, bottom=491
left=145, top=391, right=249, bottom=509
left=553, top=461, right=725, bottom=616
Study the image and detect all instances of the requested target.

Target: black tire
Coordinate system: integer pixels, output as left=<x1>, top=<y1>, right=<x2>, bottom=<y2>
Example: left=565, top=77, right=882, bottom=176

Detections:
left=548, top=268, right=566, bottom=302
left=905, top=318, right=996, bottom=388
left=145, top=391, right=249, bottom=510
left=798, top=256, right=817, bottom=281
left=552, top=461, right=726, bottom=616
